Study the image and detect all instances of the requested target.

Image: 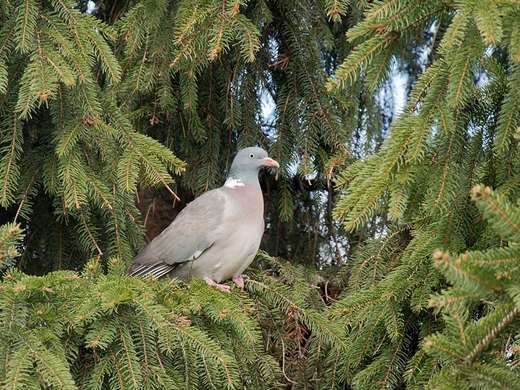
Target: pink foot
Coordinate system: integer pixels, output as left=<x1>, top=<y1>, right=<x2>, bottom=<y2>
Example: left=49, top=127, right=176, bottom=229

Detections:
left=204, top=277, right=231, bottom=293
left=232, top=274, right=248, bottom=290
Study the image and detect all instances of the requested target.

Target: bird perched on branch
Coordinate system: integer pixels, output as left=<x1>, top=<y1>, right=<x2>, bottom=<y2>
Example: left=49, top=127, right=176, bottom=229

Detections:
left=127, top=147, right=279, bottom=292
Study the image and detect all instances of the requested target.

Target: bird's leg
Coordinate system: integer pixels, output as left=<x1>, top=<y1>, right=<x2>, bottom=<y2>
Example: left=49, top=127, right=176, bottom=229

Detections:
left=232, top=274, right=248, bottom=289
left=203, top=277, right=231, bottom=293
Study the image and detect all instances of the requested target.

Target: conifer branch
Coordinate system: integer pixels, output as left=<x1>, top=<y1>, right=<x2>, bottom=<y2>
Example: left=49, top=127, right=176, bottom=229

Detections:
left=172, top=323, right=236, bottom=388
left=433, top=126, right=457, bottom=209
left=327, top=34, right=394, bottom=91
left=433, top=251, right=501, bottom=293
left=425, top=341, right=464, bottom=361
left=13, top=165, right=40, bottom=223
left=472, top=185, right=520, bottom=241
left=15, top=0, right=36, bottom=54
left=464, top=306, right=519, bottom=364
left=495, top=72, right=520, bottom=151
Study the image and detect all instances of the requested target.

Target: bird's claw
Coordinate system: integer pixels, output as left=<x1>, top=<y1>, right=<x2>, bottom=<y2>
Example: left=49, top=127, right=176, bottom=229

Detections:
left=204, top=277, right=231, bottom=293
left=215, top=284, right=231, bottom=293
left=232, top=274, right=248, bottom=290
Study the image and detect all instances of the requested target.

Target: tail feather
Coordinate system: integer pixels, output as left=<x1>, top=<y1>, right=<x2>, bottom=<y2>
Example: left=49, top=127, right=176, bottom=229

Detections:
left=128, top=262, right=173, bottom=279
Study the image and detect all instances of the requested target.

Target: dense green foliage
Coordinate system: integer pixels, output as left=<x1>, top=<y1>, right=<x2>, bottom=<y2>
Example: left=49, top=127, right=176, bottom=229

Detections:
left=0, top=0, right=186, bottom=273
left=0, top=251, right=348, bottom=389
left=0, top=0, right=360, bottom=271
left=326, top=0, right=520, bottom=387
left=1, top=0, right=520, bottom=388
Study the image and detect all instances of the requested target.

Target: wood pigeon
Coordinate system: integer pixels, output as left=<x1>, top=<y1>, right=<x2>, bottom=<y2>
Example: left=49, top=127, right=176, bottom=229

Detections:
left=127, top=147, right=279, bottom=292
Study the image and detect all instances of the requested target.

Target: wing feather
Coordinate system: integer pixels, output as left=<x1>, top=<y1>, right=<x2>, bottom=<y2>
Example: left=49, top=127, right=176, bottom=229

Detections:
left=128, top=189, right=225, bottom=277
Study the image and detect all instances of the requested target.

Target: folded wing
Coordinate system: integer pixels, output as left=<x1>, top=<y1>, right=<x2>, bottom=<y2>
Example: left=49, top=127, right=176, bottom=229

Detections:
left=128, top=190, right=226, bottom=278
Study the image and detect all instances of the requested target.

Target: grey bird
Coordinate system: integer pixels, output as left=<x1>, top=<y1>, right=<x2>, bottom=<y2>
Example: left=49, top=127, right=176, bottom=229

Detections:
left=127, top=147, right=279, bottom=292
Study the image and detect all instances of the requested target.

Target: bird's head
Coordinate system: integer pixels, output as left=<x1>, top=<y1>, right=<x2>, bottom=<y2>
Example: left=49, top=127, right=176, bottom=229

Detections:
left=225, top=147, right=279, bottom=187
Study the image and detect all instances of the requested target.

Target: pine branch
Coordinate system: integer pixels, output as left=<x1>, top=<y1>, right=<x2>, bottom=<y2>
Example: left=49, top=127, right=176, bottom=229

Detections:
left=13, top=0, right=37, bottom=54
left=495, top=66, right=520, bottom=152
left=463, top=304, right=518, bottom=364
left=327, top=34, right=395, bottom=92
left=472, top=185, right=520, bottom=243
left=0, top=223, right=23, bottom=268
left=0, top=119, right=22, bottom=208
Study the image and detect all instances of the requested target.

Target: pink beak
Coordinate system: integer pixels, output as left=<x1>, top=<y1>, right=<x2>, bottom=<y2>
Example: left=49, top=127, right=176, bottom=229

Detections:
left=263, top=157, right=279, bottom=168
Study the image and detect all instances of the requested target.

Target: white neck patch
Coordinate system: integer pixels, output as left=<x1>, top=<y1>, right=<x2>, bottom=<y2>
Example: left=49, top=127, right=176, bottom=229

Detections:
left=224, top=177, right=245, bottom=188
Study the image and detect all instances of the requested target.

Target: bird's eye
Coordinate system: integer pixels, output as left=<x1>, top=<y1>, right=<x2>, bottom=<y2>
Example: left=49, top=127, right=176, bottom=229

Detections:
left=248, top=153, right=255, bottom=159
